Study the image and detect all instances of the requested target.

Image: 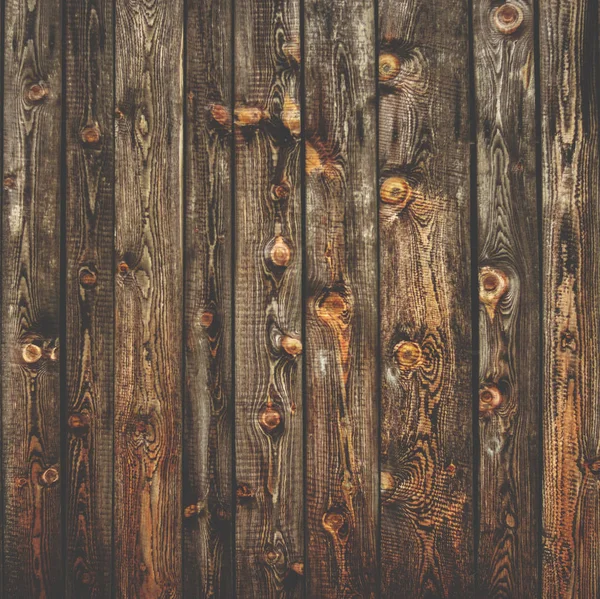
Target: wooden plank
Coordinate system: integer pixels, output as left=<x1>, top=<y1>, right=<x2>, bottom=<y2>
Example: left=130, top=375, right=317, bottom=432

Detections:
left=234, top=0, right=304, bottom=596
left=472, top=2, right=540, bottom=596
left=540, top=1, right=600, bottom=597
left=378, top=1, right=473, bottom=597
left=113, top=0, right=183, bottom=594
left=64, top=0, right=114, bottom=595
left=183, top=0, right=233, bottom=595
left=304, top=0, right=378, bottom=596
left=1, top=0, right=63, bottom=595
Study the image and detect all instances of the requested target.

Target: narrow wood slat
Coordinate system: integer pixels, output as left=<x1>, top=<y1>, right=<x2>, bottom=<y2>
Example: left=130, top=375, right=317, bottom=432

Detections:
left=378, top=1, right=473, bottom=596
left=2, top=0, right=63, bottom=595
left=234, top=1, right=304, bottom=596
left=304, top=1, right=378, bottom=596
left=183, top=0, right=234, bottom=595
left=64, top=0, right=114, bottom=594
left=114, top=0, right=183, bottom=594
left=472, top=1, right=540, bottom=596
left=540, top=1, right=600, bottom=597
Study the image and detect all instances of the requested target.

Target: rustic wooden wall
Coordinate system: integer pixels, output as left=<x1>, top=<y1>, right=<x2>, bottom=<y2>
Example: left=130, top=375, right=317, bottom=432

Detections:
left=1, top=0, right=599, bottom=598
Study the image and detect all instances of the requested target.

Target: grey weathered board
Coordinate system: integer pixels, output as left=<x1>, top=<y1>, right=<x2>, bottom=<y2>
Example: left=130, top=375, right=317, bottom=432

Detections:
left=1, top=0, right=600, bottom=598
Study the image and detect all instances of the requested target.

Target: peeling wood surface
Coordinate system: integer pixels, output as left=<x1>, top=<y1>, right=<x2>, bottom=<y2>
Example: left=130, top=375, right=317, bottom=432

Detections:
left=1, top=1, right=600, bottom=598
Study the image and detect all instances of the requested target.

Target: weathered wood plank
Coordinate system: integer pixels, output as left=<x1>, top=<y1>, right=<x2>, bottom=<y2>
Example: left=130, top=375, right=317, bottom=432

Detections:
left=304, top=1, right=378, bottom=596
left=378, top=1, right=473, bottom=597
left=472, top=2, right=540, bottom=596
left=540, top=1, right=600, bottom=597
left=183, top=0, right=233, bottom=595
left=234, top=1, right=304, bottom=596
left=64, top=0, right=114, bottom=595
left=114, top=0, right=183, bottom=595
left=1, top=0, right=62, bottom=595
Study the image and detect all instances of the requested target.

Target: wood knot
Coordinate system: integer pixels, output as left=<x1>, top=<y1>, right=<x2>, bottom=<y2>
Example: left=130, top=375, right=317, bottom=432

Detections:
left=322, top=508, right=347, bottom=536
left=381, top=177, right=413, bottom=207
left=236, top=483, right=255, bottom=504
left=79, top=267, right=98, bottom=289
left=68, top=412, right=90, bottom=432
left=22, top=342, right=43, bottom=364
left=493, top=3, right=523, bottom=35
left=505, top=512, right=516, bottom=528
left=26, top=83, right=48, bottom=104
left=273, top=182, right=290, bottom=200
left=282, top=95, right=301, bottom=136
left=41, top=467, right=59, bottom=486
left=380, top=471, right=395, bottom=491
left=118, top=261, right=129, bottom=275
left=81, top=125, right=101, bottom=145
left=200, top=310, right=214, bottom=328
left=264, top=548, right=281, bottom=566
left=379, top=53, right=401, bottom=81
left=393, top=341, right=423, bottom=370
left=479, top=385, right=503, bottom=415
left=15, top=477, right=28, bottom=489
left=479, top=266, right=509, bottom=318
left=234, top=106, right=265, bottom=127
left=3, top=174, right=16, bottom=190
left=282, top=39, right=301, bottom=63
left=316, top=291, right=349, bottom=324
left=268, top=236, right=292, bottom=267
left=289, top=562, right=304, bottom=576
left=587, top=459, right=600, bottom=476
left=184, top=504, right=200, bottom=518
left=210, top=104, right=232, bottom=128
left=281, top=335, right=302, bottom=356
left=259, top=405, right=283, bottom=434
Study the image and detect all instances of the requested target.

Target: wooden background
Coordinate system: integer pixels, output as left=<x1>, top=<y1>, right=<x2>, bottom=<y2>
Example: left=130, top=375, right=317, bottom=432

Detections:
left=1, top=0, right=598, bottom=597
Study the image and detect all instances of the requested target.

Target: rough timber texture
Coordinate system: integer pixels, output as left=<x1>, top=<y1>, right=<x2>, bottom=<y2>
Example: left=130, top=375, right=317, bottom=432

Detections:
left=183, top=0, right=234, bottom=595
left=378, top=0, right=473, bottom=597
left=304, top=1, right=379, bottom=597
left=2, top=0, right=62, bottom=595
left=113, top=0, right=183, bottom=595
left=540, top=1, right=600, bottom=597
left=64, top=0, right=114, bottom=595
left=473, top=1, right=540, bottom=596
left=234, top=0, right=304, bottom=597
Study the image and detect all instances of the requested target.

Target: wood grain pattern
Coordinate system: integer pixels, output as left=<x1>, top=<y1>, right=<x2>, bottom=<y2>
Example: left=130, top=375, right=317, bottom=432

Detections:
left=64, top=0, right=114, bottom=595
left=304, top=1, right=378, bottom=596
left=540, top=1, right=600, bottom=597
left=473, top=1, right=540, bottom=596
left=114, top=0, right=183, bottom=595
left=234, top=1, right=304, bottom=596
left=378, top=1, right=473, bottom=597
left=1, top=0, right=63, bottom=595
left=183, top=0, right=233, bottom=595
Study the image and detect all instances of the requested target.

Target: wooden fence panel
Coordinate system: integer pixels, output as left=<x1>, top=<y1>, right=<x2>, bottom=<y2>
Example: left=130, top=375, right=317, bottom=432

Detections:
left=304, top=1, right=379, bottom=596
left=540, top=1, right=600, bottom=597
left=113, top=0, right=183, bottom=595
left=378, top=0, right=473, bottom=597
left=64, top=0, right=114, bottom=595
left=2, top=0, right=62, bottom=595
left=183, top=0, right=234, bottom=597
left=473, top=1, right=540, bottom=596
left=234, top=0, right=304, bottom=597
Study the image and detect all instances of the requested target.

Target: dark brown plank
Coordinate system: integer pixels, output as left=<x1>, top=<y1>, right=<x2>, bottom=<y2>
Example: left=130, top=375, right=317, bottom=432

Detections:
left=234, top=0, right=304, bottom=596
left=472, top=2, right=540, bottom=596
left=540, top=1, right=600, bottom=597
left=64, top=0, right=114, bottom=595
left=304, top=1, right=378, bottom=596
left=183, top=0, right=233, bottom=595
left=378, top=1, right=473, bottom=597
left=1, top=0, right=62, bottom=595
left=113, top=0, right=183, bottom=595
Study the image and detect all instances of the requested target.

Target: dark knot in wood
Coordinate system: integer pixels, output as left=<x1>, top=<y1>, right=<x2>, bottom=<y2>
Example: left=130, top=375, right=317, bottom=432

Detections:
left=393, top=341, right=422, bottom=370
left=259, top=405, right=283, bottom=434
left=380, top=176, right=413, bottom=207
left=494, top=3, right=523, bottom=35
left=479, top=385, right=503, bottom=416
left=281, top=335, right=302, bottom=356
left=379, top=53, right=401, bottom=81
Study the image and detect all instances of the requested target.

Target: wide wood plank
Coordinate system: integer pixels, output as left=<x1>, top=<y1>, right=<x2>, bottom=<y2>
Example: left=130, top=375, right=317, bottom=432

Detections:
left=304, top=1, right=378, bottom=596
left=378, top=1, right=473, bottom=597
left=472, top=2, right=540, bottom=596
left=114, top=0, right=183, bottom=595
left=540, top=1, right=600, bottom=597
left=183, top=0, right=233, bottom=595
left=234, top=1, right=304, bottom=596
left=64, top=0, right=114, bottom=595
left=2, top=0, right=62, bottom=595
